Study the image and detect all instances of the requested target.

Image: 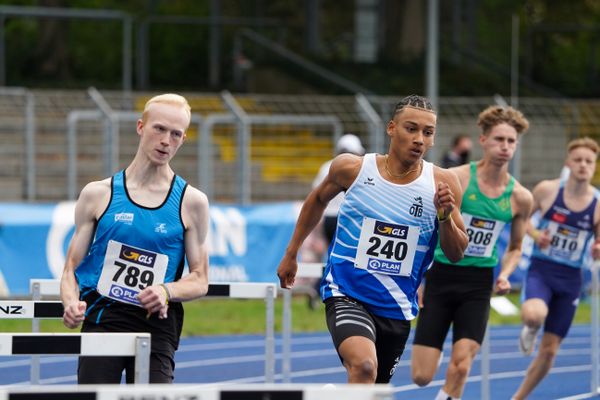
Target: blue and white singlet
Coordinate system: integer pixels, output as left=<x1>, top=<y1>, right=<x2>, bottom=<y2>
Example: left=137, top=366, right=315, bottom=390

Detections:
left=531, top=181, right=599, bottom=269
left=75, top=170, right=187, bottom=306
left=320, top=153, right=439, bottom=320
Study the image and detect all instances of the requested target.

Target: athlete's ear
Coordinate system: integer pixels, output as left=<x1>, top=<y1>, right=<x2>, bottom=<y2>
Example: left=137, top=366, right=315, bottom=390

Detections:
left=386, top=120, right=395, bottom=138
left=136, top=119, right=144, bottom=136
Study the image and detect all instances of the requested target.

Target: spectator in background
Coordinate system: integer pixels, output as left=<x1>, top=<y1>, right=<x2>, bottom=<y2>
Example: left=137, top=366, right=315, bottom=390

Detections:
left=313, top=133, right=366, bottom=246
left=60, top=94, right=210, bottom=384
left=441, top=134, right=473, bottom=168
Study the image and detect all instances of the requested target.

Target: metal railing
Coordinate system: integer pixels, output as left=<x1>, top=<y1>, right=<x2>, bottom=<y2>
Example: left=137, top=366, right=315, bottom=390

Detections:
left=2, top=90, right=600, bottom=202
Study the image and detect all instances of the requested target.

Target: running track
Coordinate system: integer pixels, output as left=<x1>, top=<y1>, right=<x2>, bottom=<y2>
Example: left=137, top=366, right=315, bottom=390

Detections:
left=0, top=325, right=598, bottom=399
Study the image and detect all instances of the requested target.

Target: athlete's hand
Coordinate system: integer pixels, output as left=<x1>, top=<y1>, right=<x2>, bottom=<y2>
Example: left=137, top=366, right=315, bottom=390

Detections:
left=434, top=182, right=455, bottom=221
left=417, top=283, right=425, bottom=309
left=277, top=254, right=298, bottom=289
left=532, top=229, right=551, bottom=249
left=494, top=275, right=511, bottom=295
left=592, top=240, right=600, bottom=260
left=138, top=285, right=169, bottom=317
left=63, top=300, right=87, bottom=329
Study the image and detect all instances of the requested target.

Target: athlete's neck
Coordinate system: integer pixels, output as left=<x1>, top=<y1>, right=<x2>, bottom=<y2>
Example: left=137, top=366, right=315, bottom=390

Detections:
left=125, top=159, right=174, bottom=190
left=565, top=177, right=591, bottom=197
left=476, top=159, right=510, bottom=187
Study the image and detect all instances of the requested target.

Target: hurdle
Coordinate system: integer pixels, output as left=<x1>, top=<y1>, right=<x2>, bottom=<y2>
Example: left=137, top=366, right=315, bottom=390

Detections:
left=281, top=262, right=325, bottom=383
left=0, top=383, right=393, bottom=400
left=0, top=332, right=150, bottom=383
left=591, top=261, right=599, bottom=395
left=28, top=279, right=277, bottom=384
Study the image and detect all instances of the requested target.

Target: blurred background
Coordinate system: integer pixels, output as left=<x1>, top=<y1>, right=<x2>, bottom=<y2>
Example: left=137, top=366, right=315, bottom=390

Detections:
left=0, top=0, right=599, bottom=294
left=0, top=0, right=598, bottom=203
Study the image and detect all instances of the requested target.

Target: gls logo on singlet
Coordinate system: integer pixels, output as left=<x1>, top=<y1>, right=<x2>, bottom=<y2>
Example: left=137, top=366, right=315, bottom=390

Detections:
left=119, top=244, right=156, bottom=267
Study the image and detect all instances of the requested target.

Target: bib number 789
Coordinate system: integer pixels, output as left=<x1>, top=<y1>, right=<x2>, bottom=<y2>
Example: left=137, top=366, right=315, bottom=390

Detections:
left=113, top=261, right=154, bottom=290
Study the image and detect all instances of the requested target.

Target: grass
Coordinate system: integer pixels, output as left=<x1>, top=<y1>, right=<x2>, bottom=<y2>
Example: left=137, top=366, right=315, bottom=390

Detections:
left=0, top=292, right=593, bottom=336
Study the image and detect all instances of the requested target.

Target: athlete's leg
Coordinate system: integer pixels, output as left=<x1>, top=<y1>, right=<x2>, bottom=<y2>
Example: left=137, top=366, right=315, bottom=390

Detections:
left=411, top=263, right=456, bottom=386
left=441, top=275, right=492, bottom=398
left=519, top=263, right=552, bottom=355
left=373, top=316, right=411, bottom=383
left=512, top=332, right=562, bottom=400
left=338, top=336, right=378, bottom=383
left=325, top=297, right=378, bottom=383
left=78, top=356, right=127, bottom=383
left=443, top=338, right=480, bottom=397
left=521, top=298, right=548, bottom=330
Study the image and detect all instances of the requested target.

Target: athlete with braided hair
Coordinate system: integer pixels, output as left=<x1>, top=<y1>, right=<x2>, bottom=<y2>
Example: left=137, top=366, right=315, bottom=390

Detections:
left=411, top=105, right=533, bottom=400
left=277, top=94, right=468, bottom=384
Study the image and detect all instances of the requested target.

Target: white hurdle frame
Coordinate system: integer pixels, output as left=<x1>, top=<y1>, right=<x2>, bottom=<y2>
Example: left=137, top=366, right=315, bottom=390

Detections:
left=0, top=332, right=151, bottom=383
left=281, top=263, right=325, bottom=383
left=28, top=279, right=277, bottom=384
left=0, top=383, right=394, bottom=400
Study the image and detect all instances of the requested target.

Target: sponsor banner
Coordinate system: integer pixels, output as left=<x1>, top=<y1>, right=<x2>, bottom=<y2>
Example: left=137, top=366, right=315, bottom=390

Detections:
left=0, top=203, right=593, bottom=296
left=0, top=202, right=299, bottom=295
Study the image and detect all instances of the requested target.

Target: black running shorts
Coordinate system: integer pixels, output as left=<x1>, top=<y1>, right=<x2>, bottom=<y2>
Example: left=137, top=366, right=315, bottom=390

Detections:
left=413, top=261, right=494, bottom=349
left=325, top=296, right=411, bottom=383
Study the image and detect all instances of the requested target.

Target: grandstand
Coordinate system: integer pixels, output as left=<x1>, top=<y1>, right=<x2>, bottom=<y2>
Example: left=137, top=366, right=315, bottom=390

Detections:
left=1, top=90, right=598, bottom=203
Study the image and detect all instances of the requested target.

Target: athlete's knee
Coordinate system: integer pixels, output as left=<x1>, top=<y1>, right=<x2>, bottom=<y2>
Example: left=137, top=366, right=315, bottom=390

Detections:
left=521, top=300, right=547, bottom=327
left=448, top=357, right=472, bottom=381
left=347, top=358, right=377, bottom=383
left=538, top=343, right=559, bottom=363
left=411, top=362, right=435, bottom=387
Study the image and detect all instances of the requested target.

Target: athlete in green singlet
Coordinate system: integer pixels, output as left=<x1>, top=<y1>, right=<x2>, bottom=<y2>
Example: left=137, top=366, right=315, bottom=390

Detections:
left=410, top=105, right=533, bottom=400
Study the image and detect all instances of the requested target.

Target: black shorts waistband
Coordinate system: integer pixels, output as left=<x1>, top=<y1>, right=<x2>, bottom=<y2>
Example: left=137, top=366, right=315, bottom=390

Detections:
left=426, top=261, right=495, bottom=283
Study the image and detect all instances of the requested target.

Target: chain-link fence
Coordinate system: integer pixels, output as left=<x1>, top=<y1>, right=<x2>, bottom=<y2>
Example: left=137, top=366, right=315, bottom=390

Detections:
left=1, top=89, right=598, bottom=203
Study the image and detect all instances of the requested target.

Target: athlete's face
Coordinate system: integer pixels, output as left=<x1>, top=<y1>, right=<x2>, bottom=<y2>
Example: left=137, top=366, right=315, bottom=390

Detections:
left=480, top=123, right=518, bottom=165
left=137, top=102, right=189, bottom=165
left=387, top=106, right=436, bottom=163
left=566, top=146, right=597, bottom=183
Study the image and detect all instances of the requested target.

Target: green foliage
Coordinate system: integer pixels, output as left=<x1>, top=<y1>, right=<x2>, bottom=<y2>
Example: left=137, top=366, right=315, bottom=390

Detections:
left=0, top=1, right=598, bottom=95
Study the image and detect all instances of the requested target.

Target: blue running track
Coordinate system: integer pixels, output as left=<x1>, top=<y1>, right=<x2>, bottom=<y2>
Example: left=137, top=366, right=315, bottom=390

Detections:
left=0, top=325, right=598, bottom=399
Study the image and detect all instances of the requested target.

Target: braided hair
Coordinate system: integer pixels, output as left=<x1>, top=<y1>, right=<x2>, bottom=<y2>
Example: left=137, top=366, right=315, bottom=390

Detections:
left=392, top=95, right=435, bottom=119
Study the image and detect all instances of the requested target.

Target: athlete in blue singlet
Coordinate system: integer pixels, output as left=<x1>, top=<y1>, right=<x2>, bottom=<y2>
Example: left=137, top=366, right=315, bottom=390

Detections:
left=277, top=95, right=469, bottom=384
left=60, top=94, right=210, bottom=384
left=512, top=137, right=600, bottom=400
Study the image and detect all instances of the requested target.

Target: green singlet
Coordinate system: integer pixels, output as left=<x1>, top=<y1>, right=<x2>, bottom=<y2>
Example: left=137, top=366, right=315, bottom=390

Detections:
left=434, top=161, right=514, bottom=268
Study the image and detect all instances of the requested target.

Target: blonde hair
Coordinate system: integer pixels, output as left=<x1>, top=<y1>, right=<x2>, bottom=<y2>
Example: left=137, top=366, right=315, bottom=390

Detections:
left=567, top=137, right=599, bottom=155
left=477, top=106, right=529, bottom=136
left=142, top=93, right=191, bottom=125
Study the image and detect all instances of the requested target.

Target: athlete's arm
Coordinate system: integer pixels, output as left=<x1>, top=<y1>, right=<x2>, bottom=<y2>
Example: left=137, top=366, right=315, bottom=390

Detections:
left=433, top=167, right=468, bottom=263
left=527, top=180, right=556, bottom=249
left=139, top=186, right=210, bottom=318
left=60, top=180, right=111, bottom=329
left=277, top=153, right=362, bottom=288
left=495, top=184, right=534, bottom=294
